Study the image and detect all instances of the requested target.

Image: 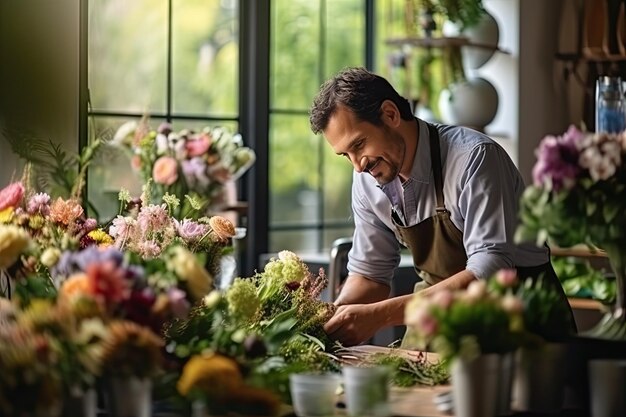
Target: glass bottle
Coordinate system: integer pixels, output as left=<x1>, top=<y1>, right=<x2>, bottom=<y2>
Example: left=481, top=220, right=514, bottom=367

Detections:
left=596, top=76, right=626, bottom=133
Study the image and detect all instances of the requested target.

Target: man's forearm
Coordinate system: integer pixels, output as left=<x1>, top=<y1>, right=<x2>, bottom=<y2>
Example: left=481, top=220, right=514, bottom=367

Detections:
left=334, top=274, right=391, bottom=306
left=371, top=269, right=478, bottom=327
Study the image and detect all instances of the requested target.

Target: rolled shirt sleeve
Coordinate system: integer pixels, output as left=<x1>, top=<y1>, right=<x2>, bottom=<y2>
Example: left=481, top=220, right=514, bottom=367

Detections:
left=457, top=143, right=538, bottom=279
left=347, top=173, right=401, bottom=285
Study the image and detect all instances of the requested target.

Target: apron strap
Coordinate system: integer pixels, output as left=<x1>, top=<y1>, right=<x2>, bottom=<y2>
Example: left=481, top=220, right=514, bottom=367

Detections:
left=426, top=123, right=447, bottom=212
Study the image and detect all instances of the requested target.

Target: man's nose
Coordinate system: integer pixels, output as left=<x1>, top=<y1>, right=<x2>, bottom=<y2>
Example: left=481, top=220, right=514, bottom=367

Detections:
left=349, top=154, right=367, bottom=173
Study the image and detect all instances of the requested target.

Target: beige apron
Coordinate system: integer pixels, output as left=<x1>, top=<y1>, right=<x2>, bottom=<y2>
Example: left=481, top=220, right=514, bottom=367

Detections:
left=397, top=123, right=576, bottom=348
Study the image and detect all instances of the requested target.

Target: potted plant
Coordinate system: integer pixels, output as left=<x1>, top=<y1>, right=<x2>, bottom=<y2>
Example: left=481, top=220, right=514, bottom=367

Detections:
left=404, top=280, right=523, bottom=417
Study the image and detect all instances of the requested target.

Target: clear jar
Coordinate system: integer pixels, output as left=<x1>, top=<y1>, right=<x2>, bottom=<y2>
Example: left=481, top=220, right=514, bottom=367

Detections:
left=596, top=76, right=626, bottom=133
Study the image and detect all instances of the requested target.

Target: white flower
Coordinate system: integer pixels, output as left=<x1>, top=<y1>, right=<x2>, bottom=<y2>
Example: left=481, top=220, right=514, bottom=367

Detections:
left=203, top=290, right=221, bottom=309
left=464, top=280, right=487, bottom=302
left=278, top=250, right=299, bottom=262
left=112, top=121, right=137, bottom=145
left=155, top=133, right=169, bottom=155
left=501, top=294, right=524, bottom=314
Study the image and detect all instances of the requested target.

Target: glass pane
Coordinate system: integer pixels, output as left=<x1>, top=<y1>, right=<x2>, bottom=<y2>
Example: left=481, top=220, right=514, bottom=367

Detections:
left=323, top=227, right=354, bottom=251
left=271, top=0, right=321, bottom=111
left=172, top=0, right=239, bottom=116
left=269, top=229, right=321, bottom=254
left=269, top=114, right=320, bottom=226
left=89, top=0, right=168, bottom=113
left=322, top=140, right=353, bottom=222
left=87, top=116, right=164, bottom=222
left=324, top=0, right=365, bottom=76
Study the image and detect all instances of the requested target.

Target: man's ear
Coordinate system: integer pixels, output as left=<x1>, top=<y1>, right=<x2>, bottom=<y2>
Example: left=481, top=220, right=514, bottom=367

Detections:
left=380, top=100, right=401, bottom=128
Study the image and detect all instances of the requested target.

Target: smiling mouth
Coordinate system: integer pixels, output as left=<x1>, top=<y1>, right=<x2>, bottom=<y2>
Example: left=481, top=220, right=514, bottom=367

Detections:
left=366, top=159, right=382, bottom=175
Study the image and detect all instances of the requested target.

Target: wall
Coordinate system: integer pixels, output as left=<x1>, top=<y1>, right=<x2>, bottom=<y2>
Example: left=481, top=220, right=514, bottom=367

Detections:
left=518, top=0, right=569, bottom=185
left=0, top=0, right=80, bottom=185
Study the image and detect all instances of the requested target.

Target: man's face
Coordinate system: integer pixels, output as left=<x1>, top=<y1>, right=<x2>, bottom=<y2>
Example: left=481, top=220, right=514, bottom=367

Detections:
left=323, top=105, right=406, bottom=185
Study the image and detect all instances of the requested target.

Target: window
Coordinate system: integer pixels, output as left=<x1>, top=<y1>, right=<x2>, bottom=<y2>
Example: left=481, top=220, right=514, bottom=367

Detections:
left=87, top=0, right=240, bottom=221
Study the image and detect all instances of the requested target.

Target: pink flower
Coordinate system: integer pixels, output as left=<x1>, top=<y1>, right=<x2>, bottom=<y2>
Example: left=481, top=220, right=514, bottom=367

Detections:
left=185, top=134, right=211, bottom=157
left=175, top=219, right=208, bottom=242
left=137, top=204, right=170, bottom=232
left=26, top=192, right=51, bottom=215
left=138, top=240, right=161, bottom=258
left=501, top=294, right=524, bottom=314
left=532, top=125, right=584, bottom=192
left=0, top=182, right=25, bottom=211
left=131, top=155, right=142, bottom=171
left=496, top=269, right=518, bottom=288
left=431, top=289, right=453, bottom=309
left=152, top=156, right=179, bottom=185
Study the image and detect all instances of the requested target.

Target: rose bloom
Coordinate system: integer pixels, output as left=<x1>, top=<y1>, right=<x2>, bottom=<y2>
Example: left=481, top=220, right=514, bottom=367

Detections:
left=60, top=273, right=91, bottom=300
left=152, top=156, right=179, bottom=185
left=0, top=182, right=25, bottom=211
left=185, top=134, right=211, bottom=157
left=496, top=269, right=518, bottom=288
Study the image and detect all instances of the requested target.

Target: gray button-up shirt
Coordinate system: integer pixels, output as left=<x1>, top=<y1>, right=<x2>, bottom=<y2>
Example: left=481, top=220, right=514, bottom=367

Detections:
left=348, top=119, right=548, bottom=284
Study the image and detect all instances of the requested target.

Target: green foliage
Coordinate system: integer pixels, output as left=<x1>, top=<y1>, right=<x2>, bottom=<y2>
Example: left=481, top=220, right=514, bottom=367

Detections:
left=430, top=298, right=518, bottom=362
left=552, top=256, right=615, bottom=304
left=367, top=352, right=449, bottom=387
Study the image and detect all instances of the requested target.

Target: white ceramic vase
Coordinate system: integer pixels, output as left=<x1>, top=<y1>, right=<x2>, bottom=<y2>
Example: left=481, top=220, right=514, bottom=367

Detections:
left=512, top=343, right=568, bottom=413
left=462, top=11, right=500, bottom=70
left=451, top=354, right=500, bottom=417
left=438, top=77, right=498, bottom=131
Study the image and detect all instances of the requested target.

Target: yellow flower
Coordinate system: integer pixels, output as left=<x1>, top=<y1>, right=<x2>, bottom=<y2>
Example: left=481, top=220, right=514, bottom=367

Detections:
left=0, top=225, right=30, bottom=269
left=0, top=207, right=14, bottom=224
left=169, top=246, right=213, bottom=301
left=87, top=229, right=114, bottom=247
left=177, top=353, right=243, bottom=397
left=40, top=247, right=62, bottom=268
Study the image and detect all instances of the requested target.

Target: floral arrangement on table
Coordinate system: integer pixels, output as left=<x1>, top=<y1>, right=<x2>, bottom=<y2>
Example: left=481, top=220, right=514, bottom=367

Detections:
left=112, top=120, right=256, bottom=219
left=404, top=278, right=524, bottom=363
left=164, top=251, right=339, bottom=411
left=516, top=125, right=626, bottom=339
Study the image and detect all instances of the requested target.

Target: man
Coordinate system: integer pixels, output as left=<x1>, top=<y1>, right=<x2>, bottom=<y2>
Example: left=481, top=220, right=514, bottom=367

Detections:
left=310, top=67, right=574, bottom=346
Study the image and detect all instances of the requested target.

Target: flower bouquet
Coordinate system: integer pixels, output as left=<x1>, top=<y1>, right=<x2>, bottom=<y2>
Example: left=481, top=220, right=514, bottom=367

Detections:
left=404, top=280, right=523, bottom=362
left=112, top=121, right=256, bottom=218
left=163, top=251, right=340, bottom=411
left=0, top=181, right=110, bottom=301
left=517, top=125, right=626, bottom=339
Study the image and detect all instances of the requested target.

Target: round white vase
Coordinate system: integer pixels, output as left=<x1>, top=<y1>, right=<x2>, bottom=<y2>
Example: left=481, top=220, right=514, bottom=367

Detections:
left=462, top=11, right=500, bottom=70
left=438, top=77, right=499, bottom=131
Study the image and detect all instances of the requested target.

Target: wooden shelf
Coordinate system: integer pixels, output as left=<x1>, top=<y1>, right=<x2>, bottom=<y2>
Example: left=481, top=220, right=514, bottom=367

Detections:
left=555, top=51, right=626, bottom=63
left=385, top=36, right=510, bottom=54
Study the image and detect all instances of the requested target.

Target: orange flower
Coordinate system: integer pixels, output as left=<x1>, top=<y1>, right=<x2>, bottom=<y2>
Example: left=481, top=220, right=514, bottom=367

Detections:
left=50, top=198, right=84, bottom=225
left=208, top=216, right=235, bottom=242
left=152, top=156, right=178, bottom=185
left=60, top=273, right=92, bottom=299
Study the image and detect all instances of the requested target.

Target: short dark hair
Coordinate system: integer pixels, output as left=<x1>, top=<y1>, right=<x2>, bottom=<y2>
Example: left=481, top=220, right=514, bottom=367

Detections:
left=309, top=67, right=413, bottom=134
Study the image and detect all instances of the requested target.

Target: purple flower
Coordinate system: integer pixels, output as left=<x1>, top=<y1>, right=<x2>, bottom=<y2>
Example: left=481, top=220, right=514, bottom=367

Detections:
left=157, top=122, right=173, bottom=136
left=26, top=193, right=51, bottom=215
left=182, top=157, right=211, bottom=189
left=175, top=219, right=208, bottom=242
left=532, top=125, right=584, bottom=192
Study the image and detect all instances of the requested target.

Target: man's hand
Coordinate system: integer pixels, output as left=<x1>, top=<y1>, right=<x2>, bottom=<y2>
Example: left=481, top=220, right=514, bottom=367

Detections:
left=323, top=304, right=384, bottom=346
